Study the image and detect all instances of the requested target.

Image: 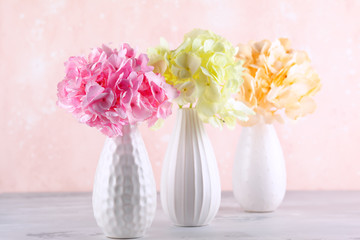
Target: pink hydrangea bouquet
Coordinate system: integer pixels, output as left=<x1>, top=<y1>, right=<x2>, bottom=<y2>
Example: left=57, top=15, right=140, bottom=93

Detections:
left=57, top=44, right=177, bottom=137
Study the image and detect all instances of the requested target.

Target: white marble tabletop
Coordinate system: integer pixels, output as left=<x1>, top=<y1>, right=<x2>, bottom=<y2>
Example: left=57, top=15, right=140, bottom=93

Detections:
left=0, top=191, right=359, bottom=240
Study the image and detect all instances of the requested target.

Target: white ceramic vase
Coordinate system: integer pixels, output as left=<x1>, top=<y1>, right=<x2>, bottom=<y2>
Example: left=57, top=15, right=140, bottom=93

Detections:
left=161, top=108, right=221, bottom=227
left=233, top=121, right=286, bottom=212
left=92, top=124, right=156, bottom=239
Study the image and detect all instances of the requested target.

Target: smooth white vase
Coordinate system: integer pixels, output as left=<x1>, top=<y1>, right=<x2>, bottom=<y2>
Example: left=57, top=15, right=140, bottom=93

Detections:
left=92, top=124, right=156, bottom=239
left=233, top=122, right=286, bottom=212
left=161, top=108, right=221, bottom=227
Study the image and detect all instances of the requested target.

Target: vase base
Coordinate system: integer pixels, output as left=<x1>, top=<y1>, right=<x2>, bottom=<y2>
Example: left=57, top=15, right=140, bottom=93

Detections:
left=174, top=223, right=209, bottom=227
left=243, top=209, right=275, bottom=213
left=106, top=235, right=144, bottom=239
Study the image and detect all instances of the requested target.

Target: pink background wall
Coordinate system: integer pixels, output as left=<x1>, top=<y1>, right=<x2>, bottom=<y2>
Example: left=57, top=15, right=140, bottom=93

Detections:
left=1, top=0, right=359, bottom=193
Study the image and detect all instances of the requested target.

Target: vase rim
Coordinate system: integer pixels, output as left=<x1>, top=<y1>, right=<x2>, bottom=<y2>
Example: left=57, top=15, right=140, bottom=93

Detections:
left=178, top=107, right=196, bottom=111
left=121, top=123, right=139, bottom=129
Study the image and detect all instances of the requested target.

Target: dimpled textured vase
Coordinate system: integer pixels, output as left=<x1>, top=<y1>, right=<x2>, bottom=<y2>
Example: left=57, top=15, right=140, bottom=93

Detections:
left=161, top=108, right=221, bottom=227
left=233, top=122, right=286, bottom=212
left=92, top=125, right=156, bottom=239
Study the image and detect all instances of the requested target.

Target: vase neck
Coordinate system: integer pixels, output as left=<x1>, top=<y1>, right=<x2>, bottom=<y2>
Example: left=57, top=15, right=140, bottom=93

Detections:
left=244, top=115, right=274, bottom=128
left=175, top=108, right=206, bottom=138
left=242, top=120, right=277, bottom=139
left=110, top=124, right=139, bottom=144
left=177, top=108, right=201, bottom=125
left=121, top=124, right=138, bottom=135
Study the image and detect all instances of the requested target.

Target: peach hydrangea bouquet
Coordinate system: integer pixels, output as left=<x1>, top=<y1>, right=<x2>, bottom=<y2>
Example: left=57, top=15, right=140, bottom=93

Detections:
left=57, top=43, right=177, bottom=137
left=148, top=29, right=254, bottom=127
left=235, top=38, right=321, bottom=126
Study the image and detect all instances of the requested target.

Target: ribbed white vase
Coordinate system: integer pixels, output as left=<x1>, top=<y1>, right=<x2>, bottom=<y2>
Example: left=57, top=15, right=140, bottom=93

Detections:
left=233, top=121, right=286, bottom=212
left=92, top=124, right=156, bottom=239
left=161, top=108, right=221, bottom=227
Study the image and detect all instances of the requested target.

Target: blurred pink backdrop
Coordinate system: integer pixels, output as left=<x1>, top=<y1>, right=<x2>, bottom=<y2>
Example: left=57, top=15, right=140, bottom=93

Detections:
left=1, top=0, right=359, bottom=192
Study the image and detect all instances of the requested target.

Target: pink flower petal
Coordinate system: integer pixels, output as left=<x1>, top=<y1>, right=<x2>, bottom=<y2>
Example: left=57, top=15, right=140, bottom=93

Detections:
left=57, top=43, right=175, bottom=137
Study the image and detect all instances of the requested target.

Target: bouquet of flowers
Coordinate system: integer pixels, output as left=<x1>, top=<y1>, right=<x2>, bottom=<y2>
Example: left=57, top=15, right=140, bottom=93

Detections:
left=235, top=38, right=321, bottom=125
left=148, top=29, right=254, bottom=128
left=57, top=43, right=177, bottom=137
